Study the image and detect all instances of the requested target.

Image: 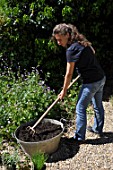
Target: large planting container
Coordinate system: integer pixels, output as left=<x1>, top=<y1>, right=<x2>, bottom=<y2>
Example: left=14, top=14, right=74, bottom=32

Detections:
left=15, top=118, right=64, bottom=157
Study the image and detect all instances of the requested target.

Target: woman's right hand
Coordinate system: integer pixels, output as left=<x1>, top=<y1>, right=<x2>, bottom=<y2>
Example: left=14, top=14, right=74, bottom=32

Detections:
left=58, top=90, right=67, bottom=100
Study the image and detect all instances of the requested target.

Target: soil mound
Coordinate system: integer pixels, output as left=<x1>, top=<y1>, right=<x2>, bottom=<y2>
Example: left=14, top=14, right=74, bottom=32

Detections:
left=17, top=121, right=62, bottom=142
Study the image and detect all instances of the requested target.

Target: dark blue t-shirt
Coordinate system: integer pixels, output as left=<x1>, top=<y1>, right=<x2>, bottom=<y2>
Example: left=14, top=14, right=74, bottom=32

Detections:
left=66, top=42, right=105, bottom=83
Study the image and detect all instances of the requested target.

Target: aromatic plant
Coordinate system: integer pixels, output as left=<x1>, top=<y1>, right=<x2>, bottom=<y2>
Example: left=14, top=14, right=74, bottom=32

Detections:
left=2, top=151, right=20, bottom=168
left=0, top=67, right=80, bottom=140
left=31, top=152, right=48, bottom=170
left=0, top=64, right=81, bottom=141
left=0, top=67, right=58, bottom=139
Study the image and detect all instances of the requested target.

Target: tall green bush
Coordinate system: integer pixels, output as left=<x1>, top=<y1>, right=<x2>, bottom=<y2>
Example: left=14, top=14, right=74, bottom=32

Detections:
left=0, top=0, right=113, bottom=90
left=0, top=0, right=112, bottom=116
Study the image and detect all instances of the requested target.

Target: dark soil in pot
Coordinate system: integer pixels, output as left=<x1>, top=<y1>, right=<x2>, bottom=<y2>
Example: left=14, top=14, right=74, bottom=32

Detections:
left=17, top=121, right=62, bottom=142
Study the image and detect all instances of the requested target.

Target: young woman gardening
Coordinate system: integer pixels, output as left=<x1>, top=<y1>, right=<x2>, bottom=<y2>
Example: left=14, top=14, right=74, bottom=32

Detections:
left=52, top=23, right=106, bottom=143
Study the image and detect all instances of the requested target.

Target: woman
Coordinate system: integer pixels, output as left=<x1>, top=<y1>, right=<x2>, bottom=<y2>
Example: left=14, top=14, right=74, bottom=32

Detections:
left=52, top=23, right=106, bottom=143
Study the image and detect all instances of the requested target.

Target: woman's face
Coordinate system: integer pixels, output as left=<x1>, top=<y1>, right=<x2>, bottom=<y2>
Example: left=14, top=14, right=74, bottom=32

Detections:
left=54, top=33, right=70, bottom=47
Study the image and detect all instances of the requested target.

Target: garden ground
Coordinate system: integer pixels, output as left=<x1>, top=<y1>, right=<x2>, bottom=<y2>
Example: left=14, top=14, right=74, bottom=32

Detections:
left=1, top=83, right=113, bottom=170
left=46, top=101, right=113, bottom=170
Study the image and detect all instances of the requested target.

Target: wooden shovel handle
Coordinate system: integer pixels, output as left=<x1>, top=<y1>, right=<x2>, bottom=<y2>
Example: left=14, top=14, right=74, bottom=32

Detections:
left=32, top=97, right=59, bottom=129
left=32, top=74, right=80, bottom=129
left=67, top=74, right=80, bottom=89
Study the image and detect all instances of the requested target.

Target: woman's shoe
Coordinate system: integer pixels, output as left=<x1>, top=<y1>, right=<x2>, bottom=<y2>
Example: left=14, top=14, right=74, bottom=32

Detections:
left=73, top=136, right=85, bottom=144
left=87, top=126, right=103, bottom=136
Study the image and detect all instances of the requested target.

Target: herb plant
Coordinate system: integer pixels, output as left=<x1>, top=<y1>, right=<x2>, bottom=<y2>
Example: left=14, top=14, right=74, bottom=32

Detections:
left=31, top=152, right=48, bottom=170
left=2, top=151, right=20, bottom=168
left=0, top=67, right=79, bottom=140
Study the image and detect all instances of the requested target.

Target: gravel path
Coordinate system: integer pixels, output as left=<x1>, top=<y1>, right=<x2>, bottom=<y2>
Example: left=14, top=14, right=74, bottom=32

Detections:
left=45, top=102, right=113, bottom=170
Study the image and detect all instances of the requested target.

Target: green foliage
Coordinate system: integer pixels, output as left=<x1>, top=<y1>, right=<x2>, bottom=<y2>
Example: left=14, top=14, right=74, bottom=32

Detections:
left=2, top=151, right=20, bottom=166
left=0, top=67, right=79, bottom=139
left=0, top=0, right=8, bottom=25
left=63, top=81, right=80, bottom=119
left=0, top=0, right=8, bottom=16
left=0, top=68, right=56, bottom=138
left=31, top=152, right=48, bottom=170
left=0, top=0, right=113, bottom=91
left=0, top=137, right=3, bottom=152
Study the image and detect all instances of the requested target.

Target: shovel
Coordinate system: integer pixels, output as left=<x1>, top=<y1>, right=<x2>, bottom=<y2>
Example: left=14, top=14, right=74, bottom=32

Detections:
left=27, top=74, right=80, bottom=135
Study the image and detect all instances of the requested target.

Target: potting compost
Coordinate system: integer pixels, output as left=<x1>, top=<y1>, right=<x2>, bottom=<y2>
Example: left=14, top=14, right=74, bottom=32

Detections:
left=17, top=121, right=62, bottom=142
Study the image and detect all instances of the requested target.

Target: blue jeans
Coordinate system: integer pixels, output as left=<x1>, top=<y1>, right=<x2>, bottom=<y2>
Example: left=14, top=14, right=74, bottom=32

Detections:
left=75, top=76, right=106, bottom=140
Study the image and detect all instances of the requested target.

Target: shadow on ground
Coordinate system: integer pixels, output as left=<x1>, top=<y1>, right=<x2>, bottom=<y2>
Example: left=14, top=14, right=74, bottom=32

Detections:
left=103, top=79, right=113, bottom=101
left=47, top=132, right=113, bottom=163
left=86, top=132, right=113, bottom=145
left=47, top=137, right=80, bottom=163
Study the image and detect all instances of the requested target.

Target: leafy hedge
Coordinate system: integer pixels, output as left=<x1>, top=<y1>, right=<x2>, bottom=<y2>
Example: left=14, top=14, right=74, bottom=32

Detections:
left=0, top=0, right=113, bottom=91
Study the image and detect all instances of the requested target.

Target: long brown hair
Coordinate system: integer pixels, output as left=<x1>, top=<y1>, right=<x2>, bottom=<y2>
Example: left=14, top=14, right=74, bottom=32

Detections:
left=52, top=23, right=92, bottom=47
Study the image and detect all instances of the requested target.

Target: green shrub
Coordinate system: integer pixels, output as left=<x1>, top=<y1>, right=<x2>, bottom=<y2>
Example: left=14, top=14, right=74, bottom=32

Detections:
left=0, top=67, right=79, bottom=139
left=0, top=67, right=56, bottom=138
